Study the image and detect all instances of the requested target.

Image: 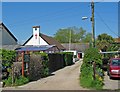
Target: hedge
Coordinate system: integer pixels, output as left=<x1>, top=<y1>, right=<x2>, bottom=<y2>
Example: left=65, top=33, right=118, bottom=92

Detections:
left=80, top=48, right=104, bottom=89
left=61, top=52, right=74, bottom=66
left=0, top=49, right=16, bottom=67
left=29, top=52, right=49, bottom=81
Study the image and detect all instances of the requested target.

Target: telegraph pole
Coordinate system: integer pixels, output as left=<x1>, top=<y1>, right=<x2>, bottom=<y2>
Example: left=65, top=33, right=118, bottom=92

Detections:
left=91, top=0, right=95, bottom=47
left=69, top=29, right=71, bottom=51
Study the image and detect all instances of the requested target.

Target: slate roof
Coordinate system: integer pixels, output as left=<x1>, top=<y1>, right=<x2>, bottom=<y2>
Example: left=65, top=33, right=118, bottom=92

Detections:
left=62, top=43, right=89, bottom=52
left=0, top=22, right=18, bottom=42
left=15, top=45, right=56, bottom=52
left=1, top=45, right=20, bottom=50
left=23, top=33, right=65, bottom=50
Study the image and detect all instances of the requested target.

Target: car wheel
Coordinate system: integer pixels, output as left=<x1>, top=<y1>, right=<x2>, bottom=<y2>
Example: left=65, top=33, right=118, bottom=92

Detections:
left=109, top=75, right=112, bottom=79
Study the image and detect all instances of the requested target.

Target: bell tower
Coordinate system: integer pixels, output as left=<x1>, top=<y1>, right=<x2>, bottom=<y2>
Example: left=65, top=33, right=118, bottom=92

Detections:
left=33, top=26, right=40, bottom=45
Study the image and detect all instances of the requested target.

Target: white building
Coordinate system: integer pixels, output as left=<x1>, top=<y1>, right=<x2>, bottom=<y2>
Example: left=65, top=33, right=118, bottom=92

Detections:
left=0, top=22, right=18, bottom=45
left=23, top=26, right=65, bottom=51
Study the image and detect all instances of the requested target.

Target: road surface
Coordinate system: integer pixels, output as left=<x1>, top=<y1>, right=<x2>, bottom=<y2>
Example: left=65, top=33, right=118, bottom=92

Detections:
left=103, top=72, right=120, bottom=90
left=3, top=60, right=88, bottom=90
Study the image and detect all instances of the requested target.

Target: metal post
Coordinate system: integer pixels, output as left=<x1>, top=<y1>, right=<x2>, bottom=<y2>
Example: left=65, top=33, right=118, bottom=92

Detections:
left=91, top=0, right=95, bottom=47
left=22, top=52, right=24, bottom=77
left=12, top=64, right=14, bottom=85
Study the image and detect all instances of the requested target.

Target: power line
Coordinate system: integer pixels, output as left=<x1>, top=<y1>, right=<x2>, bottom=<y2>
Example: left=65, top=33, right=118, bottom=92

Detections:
left=95, top=11, right=118, bottom=37
left=87, top=1, right=118, bottom=37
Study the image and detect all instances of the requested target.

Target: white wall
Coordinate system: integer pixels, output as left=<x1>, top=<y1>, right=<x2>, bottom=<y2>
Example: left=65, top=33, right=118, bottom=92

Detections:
left=33, top=27, right=40, bottom=45
left=63, top=50, right=77, bottom=56
left=25, top=36, right=48, bottom=46
left=1, top=27, right=17, bottom=45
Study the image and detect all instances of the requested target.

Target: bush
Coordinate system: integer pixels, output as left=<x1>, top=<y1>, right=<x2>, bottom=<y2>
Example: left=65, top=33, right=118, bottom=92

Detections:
left=83, top=47, right=102, bottom=66
left=39, top=53, right=49, bottom=77
left=3, top=76, right=29, bottom=86
left=3, top=76, right=12, bottom=86
left=29, top=52, right=49, bottom=80
left=15, top=76, right=29, bottom=86
left=0, top=49, right=16, bottom=67
left=80, top=65, right=103, bottom=89
left=80, top=48, right=104, bottom=89
left=61, top=52, right=74, bottom=66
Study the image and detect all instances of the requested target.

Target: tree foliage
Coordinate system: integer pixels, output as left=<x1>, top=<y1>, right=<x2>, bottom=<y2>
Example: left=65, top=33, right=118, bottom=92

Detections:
left=96, top=33, right=115, bottom=51
left=0, top=49, right=16, bottom=67
left=82, top=33, right=92, bottom=43
left=83, top=47, right=102, bottom=66
left=54, top=27, right=91, bottom=43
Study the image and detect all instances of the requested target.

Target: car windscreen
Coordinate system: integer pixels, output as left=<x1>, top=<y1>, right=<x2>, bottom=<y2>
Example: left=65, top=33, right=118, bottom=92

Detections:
left=111, top=59, right=120, bottom=66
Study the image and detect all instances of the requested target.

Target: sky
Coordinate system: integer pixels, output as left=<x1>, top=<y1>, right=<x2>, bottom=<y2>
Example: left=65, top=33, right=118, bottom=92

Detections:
left=1, top=2, right=119, bottom=44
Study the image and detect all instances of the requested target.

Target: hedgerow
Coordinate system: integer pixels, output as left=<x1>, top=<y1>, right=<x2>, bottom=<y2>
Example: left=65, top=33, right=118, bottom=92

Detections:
left=80, top=47, right=104, bottom=89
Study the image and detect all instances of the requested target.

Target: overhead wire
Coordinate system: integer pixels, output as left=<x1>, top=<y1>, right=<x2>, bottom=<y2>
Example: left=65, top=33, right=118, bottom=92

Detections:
left=95, top=11, right=118, bottom=37
left=87, top=0, right=118, bottom=37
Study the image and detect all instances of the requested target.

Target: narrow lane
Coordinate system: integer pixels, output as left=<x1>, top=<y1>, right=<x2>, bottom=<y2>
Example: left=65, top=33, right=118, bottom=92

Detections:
left=3, top=60, right=88, bottom=90
left=103, top=72, right=120, bottom=90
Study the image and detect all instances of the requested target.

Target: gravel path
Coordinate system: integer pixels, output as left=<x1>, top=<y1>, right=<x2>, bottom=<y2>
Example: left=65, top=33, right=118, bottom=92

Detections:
left=103, top=72, right=120, bottom=90
left=3, top=60, right=88, bottom=90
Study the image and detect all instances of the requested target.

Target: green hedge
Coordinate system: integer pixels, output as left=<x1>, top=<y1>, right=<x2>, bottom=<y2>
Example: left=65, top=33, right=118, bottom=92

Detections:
left=34, top=52, right=49, bottom=78
left=40, top=53, right=49, bottom=78
left=80, top=48, right=104, bottom=89
left=83, top=48, right=102, bottom=66
left=0, top=49, right=16, bottom=67
left=80, top=64, right=103, bottom=89
left=61, top=52, right=74, bottom=66
left=3, top=76, right=29, bottom=87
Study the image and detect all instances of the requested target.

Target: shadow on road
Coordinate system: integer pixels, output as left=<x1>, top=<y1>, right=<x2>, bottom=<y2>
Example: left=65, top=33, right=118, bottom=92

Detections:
left=110, top=77, right=120, bottom=80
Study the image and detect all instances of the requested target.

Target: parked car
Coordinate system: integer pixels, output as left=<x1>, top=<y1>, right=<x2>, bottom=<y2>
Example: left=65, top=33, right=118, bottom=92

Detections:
left=107, top=58, right=120, bottom=79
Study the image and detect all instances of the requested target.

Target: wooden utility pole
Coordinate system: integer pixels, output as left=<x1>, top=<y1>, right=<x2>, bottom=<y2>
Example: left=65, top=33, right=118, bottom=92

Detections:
left=69, top=29, right=71, bottom=51
left=91, top=0, right=95, bottom=47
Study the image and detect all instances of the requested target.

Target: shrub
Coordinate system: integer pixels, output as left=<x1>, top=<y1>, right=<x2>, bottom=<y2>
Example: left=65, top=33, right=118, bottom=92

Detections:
left=15, top=76, right=29, bottom=86
left=80, top=66, right=93, bottom=88
left=29, top=52, right=49, bottom=80
left=80, top=65, right=103, bottom=89
left=3, top=76, right=12, bottom=86
left=61, top=52, right=74, bottom=66
left=29, top=54, right=42, bottom=81
left=80, top=48, right=104, bottom=89
left=1, top=49, right=16, bottom=67
left=3, top=76, right=29, bottom=86
left=41, top=53, right=49, bottom=77
left=83, top=47, right=102, bottom=66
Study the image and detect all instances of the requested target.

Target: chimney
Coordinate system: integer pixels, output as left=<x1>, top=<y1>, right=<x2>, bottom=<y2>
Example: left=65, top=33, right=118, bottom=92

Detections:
left=33, top=26, right=40, bottom=45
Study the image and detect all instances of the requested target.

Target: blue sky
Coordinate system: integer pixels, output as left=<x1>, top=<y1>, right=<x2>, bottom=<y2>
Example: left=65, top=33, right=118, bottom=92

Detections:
left=2, top=2, right=118, bottom=44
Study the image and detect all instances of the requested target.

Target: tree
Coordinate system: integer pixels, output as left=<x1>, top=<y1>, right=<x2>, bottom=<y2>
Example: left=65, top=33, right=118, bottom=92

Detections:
left=1, top=49, right=16, bottom=67
left=82, top=33, right=92, bottom=43
left=96, top=33, right=115, bottom=51
left=54, top=27, right=89, bottom=43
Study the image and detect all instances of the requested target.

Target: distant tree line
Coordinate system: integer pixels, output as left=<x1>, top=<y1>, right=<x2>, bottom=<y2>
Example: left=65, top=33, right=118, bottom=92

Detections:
left=54, top=26, right=92, bottom=43
left=54, top=26, right=119, bottom=51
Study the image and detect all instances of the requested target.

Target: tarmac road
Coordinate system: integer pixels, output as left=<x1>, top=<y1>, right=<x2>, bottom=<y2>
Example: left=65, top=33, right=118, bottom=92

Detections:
left=3, top=60, right=88, bottom=90
left=103, top=72, right=120, bottom=90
